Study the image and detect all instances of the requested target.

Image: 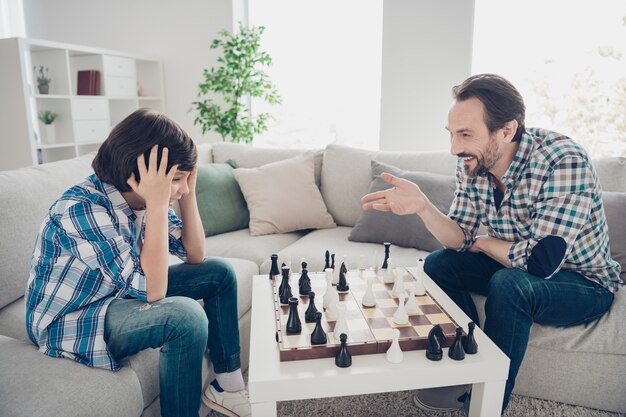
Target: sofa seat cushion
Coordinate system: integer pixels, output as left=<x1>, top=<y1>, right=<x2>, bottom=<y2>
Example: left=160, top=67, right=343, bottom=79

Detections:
left=204, top=228, right=308, bottom=266
left=259, top=226, right=430, bottom=274
left=0, top=297, right=28, bottom=342
left=0, top=335, right=143, bottom=417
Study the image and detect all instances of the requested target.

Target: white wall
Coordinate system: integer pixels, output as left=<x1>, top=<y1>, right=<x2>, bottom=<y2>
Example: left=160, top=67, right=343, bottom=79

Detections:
left=23, top=0, right=233, bottom=143
left=380, top=0, right=474, bottom=152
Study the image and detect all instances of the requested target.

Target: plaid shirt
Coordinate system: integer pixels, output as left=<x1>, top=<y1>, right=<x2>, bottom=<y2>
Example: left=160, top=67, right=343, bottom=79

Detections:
left=449, top=128, right=622, bottom=292
left=25, top=174, right=187, bottom=370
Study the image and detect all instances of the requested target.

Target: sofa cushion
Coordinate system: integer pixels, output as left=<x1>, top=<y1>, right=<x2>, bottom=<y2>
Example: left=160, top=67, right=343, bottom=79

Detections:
left=259, top=226, right=430, bottom=274
left=233, top=153, right=336, bottom=236
left=0, top=297, right=28, bottom=342
left=195, top=161, right=249, bottom=237
left=320, top=144, right=457, bottom=227
left=0, top=153, right=95, bottom=310
left=212, top=142, right=324, bottom=187
left=0, top=335, right=143, bottom=417
left=603, top=192, right=626, bottom=281
left=593, top=157, right=626, bottom=192
left=349, top=160, right=456, bottom=251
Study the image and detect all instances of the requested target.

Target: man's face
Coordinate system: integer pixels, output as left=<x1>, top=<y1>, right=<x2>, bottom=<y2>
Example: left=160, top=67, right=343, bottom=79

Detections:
left=446, top=97, right=502, bottom=178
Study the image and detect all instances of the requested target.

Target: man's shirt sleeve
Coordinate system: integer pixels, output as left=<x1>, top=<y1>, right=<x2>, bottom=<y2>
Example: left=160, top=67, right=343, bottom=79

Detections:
left=167, top=209, right=188, bottom=261
left=508, top=156, right=594, bottom=277
left=448, top=168, right=481, bottom=251
left=55, top=201, right=147, bottom=301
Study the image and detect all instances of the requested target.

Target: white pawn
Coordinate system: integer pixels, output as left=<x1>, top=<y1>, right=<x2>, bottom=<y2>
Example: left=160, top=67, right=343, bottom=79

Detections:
left=405, top=286, right=421, bottom=315
left=362, top=277, right=376, bottom=307
left=373, top=250, right=380, bottom=273
left=333, top=303, right=349, bottom=339
left=393, top=293, right=409, bottom=325
left=326, top=299, right=339, bottom=321
left=383, top=257, right=395, bottom=284
left=391, top=271, right=404, bottom=298
left=323, top=268, right=334, bottom=310
left=415, top=259, right=426, bottom=296
left=386, top=329, right=404, bottom=363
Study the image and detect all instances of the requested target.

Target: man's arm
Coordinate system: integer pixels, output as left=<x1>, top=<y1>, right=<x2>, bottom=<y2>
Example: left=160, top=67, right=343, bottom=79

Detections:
left=468, top=236, right=512, bottom=266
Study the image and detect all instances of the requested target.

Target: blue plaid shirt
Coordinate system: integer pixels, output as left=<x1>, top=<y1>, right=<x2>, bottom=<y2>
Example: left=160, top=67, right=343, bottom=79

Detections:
left=449, top=128, right=622, bottom=292
left=25, top=174, right=187, bottom=370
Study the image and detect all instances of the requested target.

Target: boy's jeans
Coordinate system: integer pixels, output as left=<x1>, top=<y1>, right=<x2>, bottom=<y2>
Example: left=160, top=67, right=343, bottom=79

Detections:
left=104, top=258, right=241, bottom=417
left=424, top=249, right=614, bottom=411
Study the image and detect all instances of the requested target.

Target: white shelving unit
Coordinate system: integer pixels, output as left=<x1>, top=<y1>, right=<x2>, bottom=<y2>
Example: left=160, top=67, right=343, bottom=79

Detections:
left=0, top=37, right=165, bottom=170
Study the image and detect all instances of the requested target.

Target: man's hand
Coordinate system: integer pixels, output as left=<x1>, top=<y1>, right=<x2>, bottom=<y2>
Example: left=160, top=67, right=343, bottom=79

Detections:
left=361, top=172, right=428, bottom=215
left=127, top=145, right=178, bottom=208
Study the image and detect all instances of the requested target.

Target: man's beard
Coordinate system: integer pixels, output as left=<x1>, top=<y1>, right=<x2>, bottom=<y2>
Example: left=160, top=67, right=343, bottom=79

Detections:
left=462, top=136, right=502, bottom=178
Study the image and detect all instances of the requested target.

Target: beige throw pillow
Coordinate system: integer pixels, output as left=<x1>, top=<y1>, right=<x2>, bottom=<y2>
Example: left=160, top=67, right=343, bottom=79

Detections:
left=232, top=152, right=336, bottom=236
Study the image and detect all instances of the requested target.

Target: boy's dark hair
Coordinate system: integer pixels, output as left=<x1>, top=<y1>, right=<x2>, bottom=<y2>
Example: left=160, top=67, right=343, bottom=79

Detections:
left=92, top=108, right=197, bottom=192
left=452, top=74, right=526, bottom=142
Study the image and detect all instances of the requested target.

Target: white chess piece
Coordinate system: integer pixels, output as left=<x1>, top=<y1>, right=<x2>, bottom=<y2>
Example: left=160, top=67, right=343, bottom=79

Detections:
left=391, top=271, right=404, bottom=298
left=359, top=254, right=366, bottom=270
left=393, top=293, right=409, bottom=325
left=323, top=268, right=334, bottom=310
left=386, top=328, right=404, bottom=363
left=326, top=299, right=339, bottom=321
left=405, top=286, right=421, bottom=315
left=383, top=257, right=395, bottom=284
left=333, top=303, right=349, bottom=338
left=373, top=250, right=380, bottom=273
left=415, top=259, right=426, bottom=296
left=362, top=277, right=376, bottom=307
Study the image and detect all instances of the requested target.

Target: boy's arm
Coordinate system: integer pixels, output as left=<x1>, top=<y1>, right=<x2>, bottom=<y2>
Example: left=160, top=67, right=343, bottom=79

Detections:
left=179, top=166, right=205, bottom=264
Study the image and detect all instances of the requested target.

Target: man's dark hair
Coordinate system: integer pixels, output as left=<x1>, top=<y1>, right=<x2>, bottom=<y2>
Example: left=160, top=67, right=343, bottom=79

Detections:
left=452, top=74, right=526, bottom=142
left=92, top=108, right=197, bottom=192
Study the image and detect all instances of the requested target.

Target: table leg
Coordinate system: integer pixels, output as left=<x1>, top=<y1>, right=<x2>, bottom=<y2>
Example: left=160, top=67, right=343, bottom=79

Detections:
left=251, top=401, right=277, bottom=417
left=468, top=380, right=506, bottom=417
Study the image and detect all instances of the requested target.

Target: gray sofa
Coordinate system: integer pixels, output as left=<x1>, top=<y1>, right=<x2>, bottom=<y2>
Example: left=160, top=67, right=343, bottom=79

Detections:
left=1, top=142, right=625, bottom=416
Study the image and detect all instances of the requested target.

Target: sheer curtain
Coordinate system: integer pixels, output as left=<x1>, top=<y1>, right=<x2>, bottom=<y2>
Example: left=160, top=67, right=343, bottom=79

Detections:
left=0, top=0, right=26, bottom=38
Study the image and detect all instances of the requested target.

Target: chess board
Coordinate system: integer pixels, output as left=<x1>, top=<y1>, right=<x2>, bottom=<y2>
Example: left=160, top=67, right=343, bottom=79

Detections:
left=272, top=266, right=462, bottom=361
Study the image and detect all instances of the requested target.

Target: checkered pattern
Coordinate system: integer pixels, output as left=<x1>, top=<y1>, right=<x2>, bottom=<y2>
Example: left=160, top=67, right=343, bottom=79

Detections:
left=449, top=128, right=622, bottom=292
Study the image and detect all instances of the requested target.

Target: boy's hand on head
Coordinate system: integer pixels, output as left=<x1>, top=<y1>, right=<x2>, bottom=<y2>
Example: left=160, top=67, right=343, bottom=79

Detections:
left=127, top=145, right=178, bottom=208
left=185, top=165, right=198, bottom=197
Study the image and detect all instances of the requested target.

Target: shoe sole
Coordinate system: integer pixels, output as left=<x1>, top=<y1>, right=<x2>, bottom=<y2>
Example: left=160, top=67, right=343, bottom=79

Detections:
left=202, top=392, right=242, bottom=417
left=412, top=388, right=465, bottom=412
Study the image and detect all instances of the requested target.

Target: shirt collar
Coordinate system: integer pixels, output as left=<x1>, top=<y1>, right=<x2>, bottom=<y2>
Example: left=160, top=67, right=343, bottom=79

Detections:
left=88, top=173, right=135, bottom=219
left=500, top=130, right=535, bottom=190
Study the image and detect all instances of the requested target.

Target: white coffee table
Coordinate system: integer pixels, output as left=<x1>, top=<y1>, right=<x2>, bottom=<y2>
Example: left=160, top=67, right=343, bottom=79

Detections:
left=248, top=267, right=509, bottom=417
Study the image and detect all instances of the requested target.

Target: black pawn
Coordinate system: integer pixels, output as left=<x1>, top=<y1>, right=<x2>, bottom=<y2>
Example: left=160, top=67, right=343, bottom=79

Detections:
left=311, top=312, right=327, bottom=345
left=464, top=322, right=478, bottom=354
left=279, top=268, right=293, bottom=305
left=382, top=242, right=391, bottom=269
left=299, top=262, right=312, bottom=296
left=286, top=297, right=302, bottom=334
left=331, top=254, right=335, bottom=270
left=448, top=327, right=466, bottom=361
left=336, top=262, right=349, bottom=292
left=269, top=254, right=280, bottom=280
left=324, top=250, right=331, bottom=270
left=335, top=333, right=352, bottom=368
left=305, top=291, right=319, bottom=323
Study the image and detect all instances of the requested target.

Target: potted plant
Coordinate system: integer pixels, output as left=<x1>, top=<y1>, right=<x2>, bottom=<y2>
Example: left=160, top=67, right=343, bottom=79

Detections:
left=192, top=23, right=281, bottom=143
left=34, top=65, right=51, bottom=94
left=38, top=110, right=58, bottom=144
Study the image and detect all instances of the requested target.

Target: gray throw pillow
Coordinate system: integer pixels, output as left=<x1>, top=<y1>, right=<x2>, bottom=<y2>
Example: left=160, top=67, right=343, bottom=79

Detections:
left=348, top=160, right=456, bottom=251
left=602, top=192, right=626, bottom=282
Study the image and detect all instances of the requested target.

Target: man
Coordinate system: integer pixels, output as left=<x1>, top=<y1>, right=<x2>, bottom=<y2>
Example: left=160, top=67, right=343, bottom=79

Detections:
left=361, top=74, right=622, bottom=414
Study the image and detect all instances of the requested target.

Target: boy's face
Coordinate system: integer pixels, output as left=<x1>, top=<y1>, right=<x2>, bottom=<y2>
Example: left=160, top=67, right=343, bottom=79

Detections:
left=169, top=171, right=191, bottom=207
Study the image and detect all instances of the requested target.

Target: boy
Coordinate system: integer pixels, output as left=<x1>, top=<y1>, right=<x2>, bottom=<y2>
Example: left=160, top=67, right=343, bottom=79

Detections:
left=26, top=108, right=250, bottom=417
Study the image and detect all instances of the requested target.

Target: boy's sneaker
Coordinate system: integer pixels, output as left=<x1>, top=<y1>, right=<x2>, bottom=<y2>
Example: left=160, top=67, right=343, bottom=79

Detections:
left=202, top=380, right=251, bottom=417
left=412, top=385, right=467, bottom=412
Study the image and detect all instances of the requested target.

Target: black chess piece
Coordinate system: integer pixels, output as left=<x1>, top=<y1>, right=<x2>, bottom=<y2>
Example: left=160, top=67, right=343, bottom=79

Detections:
left=464, top=322, right=478, bottom=354
left=278, top=266, right=289, bottom=295
left=269, top=254, right=280, bottom=280
left=331, top=254, right=335, bottom=270
left=311, top=312, right=327, bottom=345
left=335, top=333, right=352, bottom=368
left=305, top=291, right=319, bottom=322
left=286, top=297, right=302, bottom=334
left=298, top=262, right=312, bottom=296
left=426, top=324, right=446, bottom=361
left=279, top=268, right=293, bottom=305
left=382, top=242, right=391, bottom=269
left=336, top=262, right=350, bottom=292
left=324, top=250, right=331, bottom=270
left=448, top=327, right=466, bottom=361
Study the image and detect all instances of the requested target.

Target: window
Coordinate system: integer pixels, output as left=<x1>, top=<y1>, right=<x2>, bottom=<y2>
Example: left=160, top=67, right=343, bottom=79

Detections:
left=248, top=0, right=383, bottom=150
left=472, top=0, right=626, bottom=157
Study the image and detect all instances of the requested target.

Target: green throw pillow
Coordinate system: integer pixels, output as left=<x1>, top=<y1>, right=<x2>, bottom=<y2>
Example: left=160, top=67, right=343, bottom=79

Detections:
left=195, top=161, right=249, bottom=237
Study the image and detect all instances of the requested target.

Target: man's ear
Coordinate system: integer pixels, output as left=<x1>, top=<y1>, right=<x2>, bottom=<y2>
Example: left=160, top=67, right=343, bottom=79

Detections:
left=501, top=120, right=518, bottom=143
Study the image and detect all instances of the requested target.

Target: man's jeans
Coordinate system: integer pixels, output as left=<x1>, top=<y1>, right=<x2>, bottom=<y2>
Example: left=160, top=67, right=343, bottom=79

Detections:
left=104, top=258, right=241, bottom=417
left=424, top=249, right=614, bottom=411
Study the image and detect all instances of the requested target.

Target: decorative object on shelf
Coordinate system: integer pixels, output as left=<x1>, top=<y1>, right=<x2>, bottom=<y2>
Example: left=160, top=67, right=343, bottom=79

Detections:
left=77, top=70, right=101, bottom=95
left=192, top=22, right=281, bottom=144
left=38, top=110, right=58, bottom=144
left=34, top=65, right=51, bottom=94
